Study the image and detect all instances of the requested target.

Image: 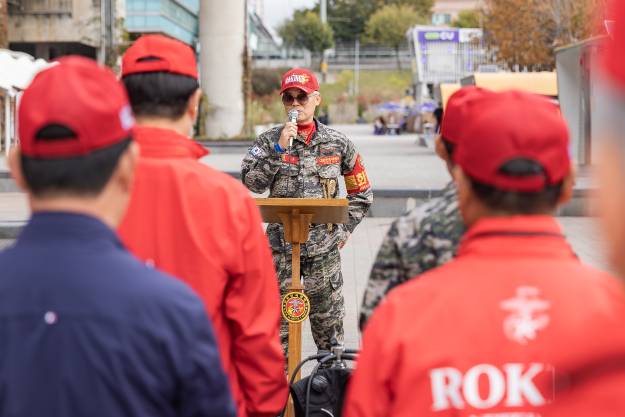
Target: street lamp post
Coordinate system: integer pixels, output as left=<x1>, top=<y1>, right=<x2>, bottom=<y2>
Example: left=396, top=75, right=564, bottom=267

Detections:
left=320, top=0, right=328, bottom=82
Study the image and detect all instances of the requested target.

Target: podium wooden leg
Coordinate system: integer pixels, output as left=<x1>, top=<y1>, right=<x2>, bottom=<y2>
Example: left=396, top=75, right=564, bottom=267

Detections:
left=281, top=211, right=313, bottom=417
left=287, top=241, right=303, bottom=380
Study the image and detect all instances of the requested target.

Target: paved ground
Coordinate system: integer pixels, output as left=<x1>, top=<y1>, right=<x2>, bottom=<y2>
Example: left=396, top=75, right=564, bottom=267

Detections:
left=0, top=193, right=27, bottom=222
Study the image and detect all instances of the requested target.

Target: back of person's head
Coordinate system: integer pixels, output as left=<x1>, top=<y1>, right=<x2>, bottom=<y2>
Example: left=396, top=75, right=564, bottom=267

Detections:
left=453, top=90, right=572, bottom=223
left=15, top=56, right=135, bottom=199
left=121, top=34, right=199, bottom=120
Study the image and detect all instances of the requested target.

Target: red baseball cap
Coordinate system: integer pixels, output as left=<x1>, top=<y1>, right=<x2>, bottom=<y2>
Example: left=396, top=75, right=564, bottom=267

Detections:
left=121, top=34, right=198, bottom=80
left=441, top=86, right=492, bottom=144
left=18, top=56, right=135, bottom=159
left=454, top=90, right=570, bottom=192
left=280, top=68, right=319, bottom=94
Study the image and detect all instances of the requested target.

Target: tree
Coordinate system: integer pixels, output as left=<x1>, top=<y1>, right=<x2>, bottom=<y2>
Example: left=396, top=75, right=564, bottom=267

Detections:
left=278, top=10, right=334, bottom=61
left=483, top=0, right=600, bottom=70
left=365, top=4, right=426, bottom=70
left=326, top=0, right=377, bottom=43
left=301, top=0, right=433, bottom=43
left=383, top=0, right=434, bottom=19
left=452, top=9, right=482, bottom=28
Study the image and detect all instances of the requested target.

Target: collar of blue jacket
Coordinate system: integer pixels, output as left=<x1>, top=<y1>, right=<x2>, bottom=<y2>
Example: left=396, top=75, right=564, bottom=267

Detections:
left=17, top=211, right=121, bottom=248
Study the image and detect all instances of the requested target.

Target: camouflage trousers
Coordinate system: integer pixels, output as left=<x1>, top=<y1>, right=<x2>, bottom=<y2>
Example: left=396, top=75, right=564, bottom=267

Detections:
left=272, top=249, right=345, bottom=357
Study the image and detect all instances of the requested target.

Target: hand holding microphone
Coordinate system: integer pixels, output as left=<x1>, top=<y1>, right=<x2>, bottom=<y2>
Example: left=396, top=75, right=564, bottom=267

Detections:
left=279, top=110, right=299, bottom=150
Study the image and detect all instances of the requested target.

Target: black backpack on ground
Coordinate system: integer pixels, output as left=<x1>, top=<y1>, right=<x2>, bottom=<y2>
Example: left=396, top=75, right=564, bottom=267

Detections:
left=290, top=368, right=352, bottom=417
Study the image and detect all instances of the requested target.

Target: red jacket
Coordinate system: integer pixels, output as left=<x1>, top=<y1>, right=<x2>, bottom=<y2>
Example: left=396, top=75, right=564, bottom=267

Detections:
left=118, top=126, right=287, bottom=417
left=344, top=216, right=625, bottom=417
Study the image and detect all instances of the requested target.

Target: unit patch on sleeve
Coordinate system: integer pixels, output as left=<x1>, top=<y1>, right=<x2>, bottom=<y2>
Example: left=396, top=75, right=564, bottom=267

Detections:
left=344, top=154, right=371, bottom=194
left=250, top=146, right=264, bottom=158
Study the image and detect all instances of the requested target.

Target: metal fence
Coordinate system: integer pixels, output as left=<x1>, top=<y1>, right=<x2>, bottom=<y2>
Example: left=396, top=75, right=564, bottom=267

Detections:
left=328, top=42, right=413, bottom=71
left=9, top=0, right=73, bottom=14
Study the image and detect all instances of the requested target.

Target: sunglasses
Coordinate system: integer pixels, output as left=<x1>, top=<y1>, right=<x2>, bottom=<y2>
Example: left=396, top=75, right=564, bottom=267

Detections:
left=282, top=92, right=317, bottom=105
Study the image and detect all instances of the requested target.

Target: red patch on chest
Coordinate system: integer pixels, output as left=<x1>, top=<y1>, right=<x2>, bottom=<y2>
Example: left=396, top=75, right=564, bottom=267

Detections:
left=281, top=154, right=299, bottom=165
left=317, top=155, right=341, bottom=165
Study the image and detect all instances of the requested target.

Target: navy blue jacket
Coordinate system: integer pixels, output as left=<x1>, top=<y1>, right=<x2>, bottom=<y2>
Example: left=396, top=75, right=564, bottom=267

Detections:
left=0, top=212, right=235, bottom=417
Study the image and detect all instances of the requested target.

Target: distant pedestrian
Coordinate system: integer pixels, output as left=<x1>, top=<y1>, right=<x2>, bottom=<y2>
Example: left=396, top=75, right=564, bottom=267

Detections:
left=359, top=87, right=488, bottom=330
left=344, top=90, right=625, bottom=417
left=1, top=56, right=234, bottom=417
left=118, top=34, right=287, bottom=417
left=433, top=103, right=443, bottom=133
left=241, top=68, right=373, bottom=356
left=373, top=116, right=386, bottom=135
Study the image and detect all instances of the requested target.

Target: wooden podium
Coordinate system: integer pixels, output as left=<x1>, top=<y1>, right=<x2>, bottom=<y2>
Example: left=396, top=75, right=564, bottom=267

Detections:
left=255, top=198, right=349, bottom=381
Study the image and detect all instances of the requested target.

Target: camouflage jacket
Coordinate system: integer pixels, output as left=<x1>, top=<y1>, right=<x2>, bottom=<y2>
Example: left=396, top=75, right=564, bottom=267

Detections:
left=241, top=119, right=373, bottom=257
left=359, top=181, right=464, bottom=329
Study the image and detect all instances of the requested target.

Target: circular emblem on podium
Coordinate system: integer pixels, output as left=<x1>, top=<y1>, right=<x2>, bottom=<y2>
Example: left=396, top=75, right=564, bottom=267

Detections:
left=281, top=292, right=311, bottom=323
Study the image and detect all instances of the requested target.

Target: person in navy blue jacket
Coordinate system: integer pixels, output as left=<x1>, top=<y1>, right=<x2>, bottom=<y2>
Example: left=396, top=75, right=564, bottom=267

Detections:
left=0, top=56, right=236, bottom=417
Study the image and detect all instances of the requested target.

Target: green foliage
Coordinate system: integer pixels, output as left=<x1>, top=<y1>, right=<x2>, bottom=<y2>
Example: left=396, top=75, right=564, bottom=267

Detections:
left=383, top=0, right=434, bottom=18
left=251, top=70, right=412, bottom=125
left=319, top=70, right=412, bottom=108
left=251, top=68, right=283, bottom=97
left=303, top=0, right=432, bottom=42
left=250, top=95, right=285, bottom=126
left=452, top=9, right=482, bottom=28
left=365, top=4, right=425, bottom=69
left=365, top=4, right=425, bottom=49
left=326, top=0, right=378, bottom=43
left=278, top=10, right=334, bottom=56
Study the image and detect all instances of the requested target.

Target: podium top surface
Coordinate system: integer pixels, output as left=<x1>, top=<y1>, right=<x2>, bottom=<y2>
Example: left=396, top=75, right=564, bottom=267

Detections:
left=254, top=198, right=348, bottom=224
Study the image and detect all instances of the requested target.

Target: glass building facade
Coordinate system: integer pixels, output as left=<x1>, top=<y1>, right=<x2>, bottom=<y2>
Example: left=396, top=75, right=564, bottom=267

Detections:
left=126, top=0, right=199, bottom=46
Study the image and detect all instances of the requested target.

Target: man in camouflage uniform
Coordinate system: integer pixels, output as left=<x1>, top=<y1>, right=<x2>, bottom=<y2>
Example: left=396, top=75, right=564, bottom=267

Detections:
left=359, top=86, right=491, bottom=330
left=241, top=68, right=373, bottom=354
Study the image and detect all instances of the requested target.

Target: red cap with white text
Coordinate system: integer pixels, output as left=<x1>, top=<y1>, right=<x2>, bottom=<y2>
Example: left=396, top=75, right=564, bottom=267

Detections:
left=280, top=68, right=319, bottom=94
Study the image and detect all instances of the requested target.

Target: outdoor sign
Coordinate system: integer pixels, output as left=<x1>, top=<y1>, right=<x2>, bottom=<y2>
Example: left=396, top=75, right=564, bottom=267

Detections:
left=418, top=30, right=459, bottom=43
left=410, top=26, right=487, bottom=84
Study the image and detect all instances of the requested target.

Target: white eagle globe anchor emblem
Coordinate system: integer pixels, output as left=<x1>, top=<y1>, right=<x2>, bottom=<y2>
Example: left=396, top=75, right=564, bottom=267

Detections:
left=500, top=286, right=551, bottom=345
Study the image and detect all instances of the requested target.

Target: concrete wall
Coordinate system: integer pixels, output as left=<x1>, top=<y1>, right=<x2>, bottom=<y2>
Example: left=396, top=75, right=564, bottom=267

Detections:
left=199, top=0, right=245, bottom=139
left=9, top=0, right=101, bottom=47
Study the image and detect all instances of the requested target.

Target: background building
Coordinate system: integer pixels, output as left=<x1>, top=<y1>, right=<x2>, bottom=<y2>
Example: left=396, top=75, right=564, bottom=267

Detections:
left=125, top=0, right=198, bottom=46
left=432, top=0, right=481, bottom=26
left=8, top=0, right=124, bottom=62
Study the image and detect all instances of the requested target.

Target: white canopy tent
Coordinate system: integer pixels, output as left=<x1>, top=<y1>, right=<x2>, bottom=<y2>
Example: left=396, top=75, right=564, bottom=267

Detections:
left=0, top=50, right=55, bottom=155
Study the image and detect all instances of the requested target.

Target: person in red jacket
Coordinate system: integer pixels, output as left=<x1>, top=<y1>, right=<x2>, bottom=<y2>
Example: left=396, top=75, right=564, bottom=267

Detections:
left=117, top=35, right=287, bottom=417
left=343, top=90, right=625, bottom=417
left=543, top=1, right=625, bottom=414
left=599, top=0, right=625, bottom=284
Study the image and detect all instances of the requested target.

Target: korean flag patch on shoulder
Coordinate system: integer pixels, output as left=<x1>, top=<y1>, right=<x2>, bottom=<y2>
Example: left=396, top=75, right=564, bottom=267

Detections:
left=250, top=146, right=264, bottom=158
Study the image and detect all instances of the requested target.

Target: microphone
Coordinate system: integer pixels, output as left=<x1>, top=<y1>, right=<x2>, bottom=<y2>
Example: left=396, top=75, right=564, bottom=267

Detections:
left=288, top=109, right=298, bottom=148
